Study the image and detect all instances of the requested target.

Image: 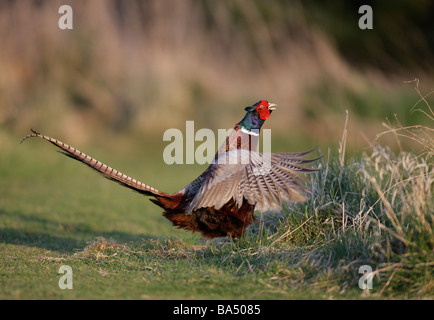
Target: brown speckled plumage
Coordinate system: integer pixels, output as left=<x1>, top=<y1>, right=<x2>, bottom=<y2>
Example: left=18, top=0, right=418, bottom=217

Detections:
left=21, top=101, right=320, bottom=238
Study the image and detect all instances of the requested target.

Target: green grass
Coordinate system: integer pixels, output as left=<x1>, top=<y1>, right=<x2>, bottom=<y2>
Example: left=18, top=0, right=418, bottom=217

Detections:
left=1, top=115, right=433, bottom=299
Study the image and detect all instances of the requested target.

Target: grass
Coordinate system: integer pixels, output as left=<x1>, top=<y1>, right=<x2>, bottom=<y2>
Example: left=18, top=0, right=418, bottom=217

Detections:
left=1, top=99, right=433, bottom=300
left=1, top=1, right=432, bottom=301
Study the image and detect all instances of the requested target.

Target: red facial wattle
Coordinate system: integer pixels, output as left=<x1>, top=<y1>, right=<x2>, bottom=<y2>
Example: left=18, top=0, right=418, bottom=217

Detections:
left=256, top=100, right=271, bottom=120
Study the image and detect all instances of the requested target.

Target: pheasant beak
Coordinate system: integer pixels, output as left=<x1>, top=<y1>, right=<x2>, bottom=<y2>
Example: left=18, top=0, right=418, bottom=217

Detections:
left=267, top=103, right=277, bottom=111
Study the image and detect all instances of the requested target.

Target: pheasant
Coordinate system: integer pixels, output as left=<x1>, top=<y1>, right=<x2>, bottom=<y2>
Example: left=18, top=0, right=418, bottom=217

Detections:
left=21, top=100, right=320, bottom=238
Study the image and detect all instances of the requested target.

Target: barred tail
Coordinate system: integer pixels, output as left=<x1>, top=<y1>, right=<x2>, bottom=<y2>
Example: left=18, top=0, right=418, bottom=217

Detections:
left=21, top=129, right=167, bottom=197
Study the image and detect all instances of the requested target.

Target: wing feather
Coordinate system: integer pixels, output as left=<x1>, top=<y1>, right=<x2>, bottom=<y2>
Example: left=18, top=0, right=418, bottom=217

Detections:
left=185, top=149, right=319, bottom=214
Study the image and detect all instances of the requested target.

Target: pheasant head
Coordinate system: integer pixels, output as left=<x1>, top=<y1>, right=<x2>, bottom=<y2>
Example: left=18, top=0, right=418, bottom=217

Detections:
left=238, top=100, right=277, bottom=133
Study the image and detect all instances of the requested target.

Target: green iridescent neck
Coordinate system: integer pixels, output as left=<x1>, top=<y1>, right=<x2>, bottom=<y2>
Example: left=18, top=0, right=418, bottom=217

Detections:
left=238, top=112, right=264, bottom=131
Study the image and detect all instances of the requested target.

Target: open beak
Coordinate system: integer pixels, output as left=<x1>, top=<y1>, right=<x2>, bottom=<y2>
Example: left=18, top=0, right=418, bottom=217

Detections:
left=268, top=103, right=277, bottom=111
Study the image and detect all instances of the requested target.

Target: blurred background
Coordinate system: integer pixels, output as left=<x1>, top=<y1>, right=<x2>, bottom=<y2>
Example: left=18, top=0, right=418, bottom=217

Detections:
left=1, top=0, right=433, bottom=156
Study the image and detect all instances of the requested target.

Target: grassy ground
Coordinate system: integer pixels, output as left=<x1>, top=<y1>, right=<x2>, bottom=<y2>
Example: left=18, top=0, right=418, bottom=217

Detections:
left=0, top=112, right=433, bottom=300
left=1, top=1, right=433, bottom=301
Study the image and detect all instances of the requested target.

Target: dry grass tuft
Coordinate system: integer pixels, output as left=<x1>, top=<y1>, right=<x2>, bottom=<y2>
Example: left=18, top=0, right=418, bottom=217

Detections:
left=74, top=237, right=128, bottom=260
left=374, top=79, right=434, bottom=157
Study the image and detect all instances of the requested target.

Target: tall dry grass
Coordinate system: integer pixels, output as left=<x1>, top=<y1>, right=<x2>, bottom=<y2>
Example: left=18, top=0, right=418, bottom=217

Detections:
left=240, top=86, right=433, bottom=296
left=1, top=0, right=426, bottom=150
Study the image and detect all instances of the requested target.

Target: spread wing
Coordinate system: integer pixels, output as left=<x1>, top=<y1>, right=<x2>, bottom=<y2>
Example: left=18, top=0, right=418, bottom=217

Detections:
left=185, top=149, right=320, bottom=214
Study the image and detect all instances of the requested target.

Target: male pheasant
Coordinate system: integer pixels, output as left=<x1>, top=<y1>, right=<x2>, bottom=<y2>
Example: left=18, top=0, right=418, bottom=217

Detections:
left=21, top=100, right=319, bottom=238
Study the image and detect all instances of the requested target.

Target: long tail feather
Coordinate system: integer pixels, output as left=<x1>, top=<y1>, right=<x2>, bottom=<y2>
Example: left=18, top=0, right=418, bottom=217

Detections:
left=21, top=129, right=167, bottom=197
